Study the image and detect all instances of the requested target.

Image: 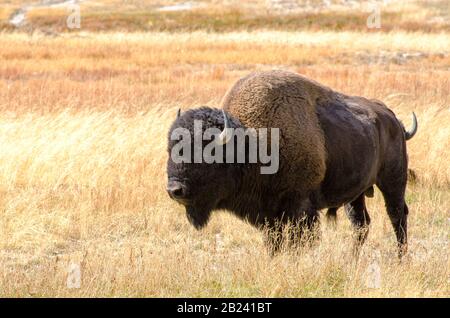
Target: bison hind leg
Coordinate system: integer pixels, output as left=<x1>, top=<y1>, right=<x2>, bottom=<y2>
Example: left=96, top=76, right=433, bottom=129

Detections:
left=326, top=207, right=338, bottom=226
left=345, top=193, right=371, bottom=257
left=377, top=186, right=409, bottom=259
left=376, top=168, right=408, bottom=259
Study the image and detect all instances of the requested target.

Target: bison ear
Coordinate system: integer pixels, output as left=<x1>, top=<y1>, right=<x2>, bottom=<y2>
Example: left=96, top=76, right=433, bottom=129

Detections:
left=176, top=109, right=181, bottom=119
left=216, top=109, right=233, bottom=145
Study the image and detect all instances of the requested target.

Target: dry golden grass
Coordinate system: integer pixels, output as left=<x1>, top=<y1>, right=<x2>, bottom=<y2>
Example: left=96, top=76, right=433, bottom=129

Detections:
left=0, top=30, right=449, bottom=297
left=1, top=0, right=449, bottom=32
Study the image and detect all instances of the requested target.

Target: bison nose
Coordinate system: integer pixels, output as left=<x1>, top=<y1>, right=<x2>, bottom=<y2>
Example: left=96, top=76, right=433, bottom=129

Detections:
left=167, top=181, right=186, bottom=200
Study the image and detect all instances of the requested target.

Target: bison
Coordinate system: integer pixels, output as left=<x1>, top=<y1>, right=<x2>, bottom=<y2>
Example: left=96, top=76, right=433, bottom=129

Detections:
left=166, top=70, right=417, bottom=257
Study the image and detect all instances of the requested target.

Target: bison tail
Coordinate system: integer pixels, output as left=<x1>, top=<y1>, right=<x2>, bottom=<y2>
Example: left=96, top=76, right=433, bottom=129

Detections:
left=405, top=112, right=418, bottom=140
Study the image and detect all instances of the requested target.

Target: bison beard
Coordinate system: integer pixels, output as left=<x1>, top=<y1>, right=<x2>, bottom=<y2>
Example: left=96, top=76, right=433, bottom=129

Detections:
left=186, top=205, right=211, bottom=230
left=166, top=70, right=417, bottom=258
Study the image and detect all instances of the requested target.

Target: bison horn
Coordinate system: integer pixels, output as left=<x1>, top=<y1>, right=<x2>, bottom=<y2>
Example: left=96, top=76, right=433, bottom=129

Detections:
left=405, top=112, right=418, bottom=140
left=176, top=109, right=181, bottom=119
left=217, top=109, right=233, bottom=145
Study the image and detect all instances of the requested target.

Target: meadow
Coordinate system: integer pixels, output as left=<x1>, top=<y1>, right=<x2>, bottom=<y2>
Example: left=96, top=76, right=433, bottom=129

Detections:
left=0, top=1, right=449, bottom=297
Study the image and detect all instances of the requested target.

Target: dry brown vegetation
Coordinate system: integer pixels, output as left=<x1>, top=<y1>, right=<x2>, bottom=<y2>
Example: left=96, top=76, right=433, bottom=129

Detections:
left=1, top=0, right=449, bottom=32
left=0, top=1, right=449, bottom=297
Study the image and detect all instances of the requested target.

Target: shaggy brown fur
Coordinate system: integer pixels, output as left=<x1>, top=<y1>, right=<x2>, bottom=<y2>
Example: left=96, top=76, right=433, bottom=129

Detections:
left=221, top=70, right=328, bottom=194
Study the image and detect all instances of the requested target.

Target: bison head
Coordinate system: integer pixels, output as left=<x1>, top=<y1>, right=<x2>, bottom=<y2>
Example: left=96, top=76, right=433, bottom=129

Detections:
left=166, top=107, right=241, bottom=230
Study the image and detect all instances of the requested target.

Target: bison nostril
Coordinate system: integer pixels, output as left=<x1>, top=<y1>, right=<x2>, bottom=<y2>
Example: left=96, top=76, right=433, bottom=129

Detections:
left=167, top=181, right=186, bottom=199
left=171, top=187, right=183, bottom=197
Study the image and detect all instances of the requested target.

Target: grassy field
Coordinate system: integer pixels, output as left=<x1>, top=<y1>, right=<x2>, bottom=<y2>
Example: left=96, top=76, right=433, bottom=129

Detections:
left=1, top=0, right=449, bottom=32
left=0, top=1, right=449, bottom=297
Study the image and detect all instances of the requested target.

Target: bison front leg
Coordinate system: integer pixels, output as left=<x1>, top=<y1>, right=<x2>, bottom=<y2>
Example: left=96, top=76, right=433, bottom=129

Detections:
left=263, top=220, right=284, bottom=256
left=298, top=207, right=321, bottom=245
left=283, top=207, right=320, bottom=248
left=263, top=204, right=321, bottom=255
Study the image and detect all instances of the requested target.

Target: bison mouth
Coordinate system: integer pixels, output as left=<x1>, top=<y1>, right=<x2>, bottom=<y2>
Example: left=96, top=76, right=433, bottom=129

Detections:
left=185, top=205, right=211, bottom=230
